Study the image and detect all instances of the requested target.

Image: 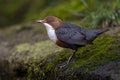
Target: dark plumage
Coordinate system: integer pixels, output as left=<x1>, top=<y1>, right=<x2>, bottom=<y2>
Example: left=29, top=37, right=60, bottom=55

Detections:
left=56, top=23, right=108, bottom=49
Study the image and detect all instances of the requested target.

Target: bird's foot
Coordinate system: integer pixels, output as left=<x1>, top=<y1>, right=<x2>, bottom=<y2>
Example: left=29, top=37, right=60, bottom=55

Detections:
left=60, top=59, right=71, bottom=68
left=59, top=54, right=73, bottom=68
left=58, top=61, right=69, bottom=69
left=59, top=49, right=77, bottom=68
left=59, top=63, right=68, bottom=68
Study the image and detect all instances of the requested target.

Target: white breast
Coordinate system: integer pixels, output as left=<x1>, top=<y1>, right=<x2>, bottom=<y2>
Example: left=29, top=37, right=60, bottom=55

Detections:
left=43, top=23, right=57, bottom=43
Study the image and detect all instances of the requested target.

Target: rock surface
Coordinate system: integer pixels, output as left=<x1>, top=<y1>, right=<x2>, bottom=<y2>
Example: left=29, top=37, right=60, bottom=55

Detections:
left=92, top=62, right=120, bottom=80
left=0, top=24, right=120, bottom=80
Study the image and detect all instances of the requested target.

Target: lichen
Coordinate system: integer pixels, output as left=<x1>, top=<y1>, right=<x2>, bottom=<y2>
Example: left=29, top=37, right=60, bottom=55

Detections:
left=9, top=40, right=63, bottom=64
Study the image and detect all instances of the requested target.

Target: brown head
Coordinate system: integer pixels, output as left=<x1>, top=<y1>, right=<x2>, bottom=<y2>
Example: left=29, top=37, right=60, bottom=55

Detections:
left=37, top=16, right=63, bottom=29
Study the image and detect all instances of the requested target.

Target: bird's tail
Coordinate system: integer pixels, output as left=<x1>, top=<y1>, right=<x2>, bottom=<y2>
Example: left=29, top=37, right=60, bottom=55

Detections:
left=86, top=29, right=109, bottom=42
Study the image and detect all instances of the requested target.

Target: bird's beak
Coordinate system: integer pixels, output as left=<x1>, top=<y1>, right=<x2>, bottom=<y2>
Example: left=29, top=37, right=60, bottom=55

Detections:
left=36, top=20, right=43, bottom=23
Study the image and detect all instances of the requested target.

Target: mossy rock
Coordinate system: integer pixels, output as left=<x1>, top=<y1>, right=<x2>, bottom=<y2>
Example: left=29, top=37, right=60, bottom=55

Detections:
left=9, top=40, right=63, bottom=64
left=71, top=36, right=120, bottom=74
left=8, top=35, right=120, bottom=80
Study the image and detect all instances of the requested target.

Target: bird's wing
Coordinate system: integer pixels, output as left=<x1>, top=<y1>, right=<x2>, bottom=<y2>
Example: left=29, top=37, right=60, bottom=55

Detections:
left=55, top=23, right=87, bottom=45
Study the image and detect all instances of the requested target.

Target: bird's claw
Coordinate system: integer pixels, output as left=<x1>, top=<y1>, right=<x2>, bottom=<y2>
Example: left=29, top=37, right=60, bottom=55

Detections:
left=59, top=64, right=67, bottom=68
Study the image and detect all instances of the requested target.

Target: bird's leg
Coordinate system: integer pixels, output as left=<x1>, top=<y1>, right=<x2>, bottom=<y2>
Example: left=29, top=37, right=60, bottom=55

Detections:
left=60, top=49, right=77, bottom=68
left=67, top=49, right=77, bottom=64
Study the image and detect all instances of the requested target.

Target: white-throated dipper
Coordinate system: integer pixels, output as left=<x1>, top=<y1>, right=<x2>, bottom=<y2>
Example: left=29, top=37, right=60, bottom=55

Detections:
left=36, top=16, right=108, bottom=66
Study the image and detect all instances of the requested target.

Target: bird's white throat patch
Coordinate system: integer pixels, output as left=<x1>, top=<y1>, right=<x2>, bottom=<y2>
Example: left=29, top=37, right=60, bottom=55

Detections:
left=43, top=23, right=57, bottom=43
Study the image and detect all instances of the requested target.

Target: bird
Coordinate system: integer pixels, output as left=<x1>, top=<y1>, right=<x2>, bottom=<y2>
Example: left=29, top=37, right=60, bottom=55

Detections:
left=36, top=16, right=108, bottom=66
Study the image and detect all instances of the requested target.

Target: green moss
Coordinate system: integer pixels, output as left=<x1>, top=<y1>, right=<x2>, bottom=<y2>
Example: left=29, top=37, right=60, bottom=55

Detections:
left=9, top=40, right=63, bottom=80
left=9, top=35, right=120, bottom=80
left=71, top=36, right=120, bottom=71
left=30, top=36, right=119, bottom=80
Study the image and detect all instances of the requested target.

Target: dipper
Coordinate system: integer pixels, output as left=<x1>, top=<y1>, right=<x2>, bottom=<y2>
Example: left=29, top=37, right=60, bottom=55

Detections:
left=36, top=16, right=108, bottom=66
